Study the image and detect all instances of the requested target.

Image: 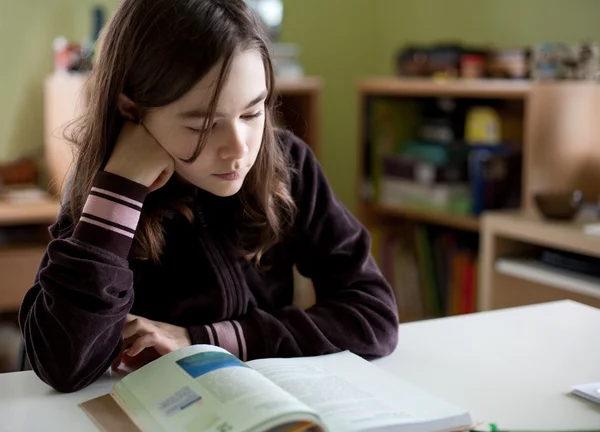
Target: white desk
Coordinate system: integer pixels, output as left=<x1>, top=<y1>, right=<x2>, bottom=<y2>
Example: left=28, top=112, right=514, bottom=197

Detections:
left=1, top=300, right=599, bottom=431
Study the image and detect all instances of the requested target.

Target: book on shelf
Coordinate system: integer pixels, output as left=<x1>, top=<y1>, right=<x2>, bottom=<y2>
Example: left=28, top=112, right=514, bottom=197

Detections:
left=80, top=345, right=474, bottom=432
left=371, top=225, right=478, bottom=321
left=364, top=97, right=522, bottom=216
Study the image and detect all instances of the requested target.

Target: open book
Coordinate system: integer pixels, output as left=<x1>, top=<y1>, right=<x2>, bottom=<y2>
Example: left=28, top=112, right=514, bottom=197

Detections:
left=81, top=345, right=473, bottom=432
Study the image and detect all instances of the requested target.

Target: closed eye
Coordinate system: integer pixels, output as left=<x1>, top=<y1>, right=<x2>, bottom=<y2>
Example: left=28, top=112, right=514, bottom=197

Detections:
left=241, top=111, right=264, bottom=121
left=187, top=111, right=262, bottom=133
left=187, top=124, right=215, bottom=134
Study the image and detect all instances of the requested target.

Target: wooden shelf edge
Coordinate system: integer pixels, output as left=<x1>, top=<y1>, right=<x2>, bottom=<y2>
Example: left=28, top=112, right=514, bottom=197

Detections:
left=496, top=258, right=600, bottom=300
left=0, top=199, right=61, bottom=226
left=364, top=203, right=480, bottom=232
left=46, top=73, right=326, bottom=95
left=357, top=77, right=532, bottom=99
left=0, top=244, right=49, bottom=253
left=276, top=76, right=323, bottom=94
left=483, top=211, right=600, bottom=259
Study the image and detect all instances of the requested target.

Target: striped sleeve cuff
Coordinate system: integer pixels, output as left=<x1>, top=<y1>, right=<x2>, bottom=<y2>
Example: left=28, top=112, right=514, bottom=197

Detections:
left=72, top=171, right=149, bottom=258
left=189, top=321, right=248, bottom=361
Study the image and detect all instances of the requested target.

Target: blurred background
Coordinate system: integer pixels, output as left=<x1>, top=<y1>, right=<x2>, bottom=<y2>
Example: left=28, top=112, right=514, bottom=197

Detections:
left=3, top=0, right=600, bottom=372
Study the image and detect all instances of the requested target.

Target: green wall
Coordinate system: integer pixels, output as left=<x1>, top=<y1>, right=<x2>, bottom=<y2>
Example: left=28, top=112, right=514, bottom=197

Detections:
left=0, top=0, right=117, bottom=162
left=282, top=0, right=600, bottom=210
left=372, top=0, right=600, bottom=75
left=2, top=0, right=600, bottom=212
left=280, top=0, right=377, bottom=209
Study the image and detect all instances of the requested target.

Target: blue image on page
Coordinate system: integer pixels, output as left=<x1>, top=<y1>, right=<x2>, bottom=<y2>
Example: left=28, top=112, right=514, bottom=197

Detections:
left=176, top=351, right=248, bottom=378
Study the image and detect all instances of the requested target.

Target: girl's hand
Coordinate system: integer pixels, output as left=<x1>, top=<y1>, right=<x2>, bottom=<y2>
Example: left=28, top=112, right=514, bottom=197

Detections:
left=111, top=314, right=192, bottom=371
left=104, top=121, right=175, bottom=192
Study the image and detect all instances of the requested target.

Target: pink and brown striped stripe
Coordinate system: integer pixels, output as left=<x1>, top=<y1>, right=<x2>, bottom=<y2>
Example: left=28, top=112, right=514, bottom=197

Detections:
left=205, top=320, right=247, bottom=361
left=81, top=187, right=143, bottom=238
left=72, top=171, right=149, bottom=259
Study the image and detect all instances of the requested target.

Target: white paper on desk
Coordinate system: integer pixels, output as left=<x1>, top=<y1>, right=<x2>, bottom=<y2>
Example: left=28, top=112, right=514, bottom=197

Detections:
left=583, top=224, right=600, bottom=236
left=571, top=382, right=600, bottom=405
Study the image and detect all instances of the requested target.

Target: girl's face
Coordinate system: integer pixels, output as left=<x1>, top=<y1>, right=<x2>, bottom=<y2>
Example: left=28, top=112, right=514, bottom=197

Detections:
left=143, top=49, right=267, bottom=197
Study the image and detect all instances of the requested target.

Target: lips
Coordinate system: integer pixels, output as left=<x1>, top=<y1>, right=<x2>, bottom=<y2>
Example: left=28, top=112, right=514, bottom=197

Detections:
left=213, top=171, right=241, bottom=181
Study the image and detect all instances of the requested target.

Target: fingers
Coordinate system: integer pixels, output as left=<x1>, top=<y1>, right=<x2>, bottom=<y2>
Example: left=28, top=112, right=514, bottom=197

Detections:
left=127, top=332, right=159, bottom=357
left=122, top=317, right=149, bottom=340
left=121, top=347, right=160, bottom=369
left=113, top=315, right=142, bottom=370
left=112, top=335, right=155, bottom=371
left=122, top=334, right=140, bottom=351
left=127, top=332, right=177, bottom=357
left=118, top=315, right=179, bottom=371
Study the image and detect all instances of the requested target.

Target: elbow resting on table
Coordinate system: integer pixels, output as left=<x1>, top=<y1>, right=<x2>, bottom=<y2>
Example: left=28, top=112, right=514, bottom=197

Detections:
left=371, top=321, right=399, bottom=359
left=356, top=310, right=399, bottom=360
left=23, top=333, right=119, bottom=394
left=29, top=356, right=113, bottom=394
left=43, top=376, right=88, bottom=394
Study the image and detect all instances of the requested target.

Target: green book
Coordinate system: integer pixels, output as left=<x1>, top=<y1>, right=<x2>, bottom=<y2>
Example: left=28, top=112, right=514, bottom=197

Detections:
left=415, top=226, right=441, bottom=317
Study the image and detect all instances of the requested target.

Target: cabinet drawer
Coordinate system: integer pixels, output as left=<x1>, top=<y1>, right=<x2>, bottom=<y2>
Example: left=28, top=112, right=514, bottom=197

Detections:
left=0, top=247, right=46, bottom=312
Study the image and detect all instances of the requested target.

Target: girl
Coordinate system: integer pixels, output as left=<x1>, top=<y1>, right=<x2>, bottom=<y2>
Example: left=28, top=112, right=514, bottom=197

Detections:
left=19, top=0, right=398, bottom=393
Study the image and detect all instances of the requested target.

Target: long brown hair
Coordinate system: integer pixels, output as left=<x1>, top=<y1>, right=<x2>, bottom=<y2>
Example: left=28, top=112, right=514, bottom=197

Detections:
left=67, top=0, right=296, bottom=264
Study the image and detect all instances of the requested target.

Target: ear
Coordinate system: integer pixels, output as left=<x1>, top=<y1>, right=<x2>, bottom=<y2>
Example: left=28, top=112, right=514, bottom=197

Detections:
left=117, top=94, right=140, bottom=123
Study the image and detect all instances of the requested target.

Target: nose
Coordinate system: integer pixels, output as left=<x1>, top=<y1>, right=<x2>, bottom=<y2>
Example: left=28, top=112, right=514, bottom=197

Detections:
left=218, top=122, right=248, bottom=161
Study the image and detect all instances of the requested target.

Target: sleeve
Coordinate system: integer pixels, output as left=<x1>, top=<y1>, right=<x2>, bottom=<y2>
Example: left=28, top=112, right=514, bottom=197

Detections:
left=18, top=171, right=149, bottom=393
left=189, top=132, right=399, bottom=361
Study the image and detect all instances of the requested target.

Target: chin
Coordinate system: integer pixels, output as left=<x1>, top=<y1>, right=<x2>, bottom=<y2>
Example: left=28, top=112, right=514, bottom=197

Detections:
left=205, top=180, right=244, bottom=197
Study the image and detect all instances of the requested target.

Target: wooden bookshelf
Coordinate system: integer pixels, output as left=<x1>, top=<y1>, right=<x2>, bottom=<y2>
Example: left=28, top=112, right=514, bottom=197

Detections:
left=356, top=78, right=530, bottom=322
left=357, top=77, right=532, bottom=232
left=365, top=203, right=480, bottom=232
left=358, top=78, right=532, bottom=99
left=357, top=77, right=600, bottom=319
left=480, top=211, right=600, bottom=311
left=276, top=76, right=323, bottom=94
left=476, top=82, right=600, bottom=311
left=358, top=78, right=600, bottom=230
left=275, top=76, right=323, bottom=159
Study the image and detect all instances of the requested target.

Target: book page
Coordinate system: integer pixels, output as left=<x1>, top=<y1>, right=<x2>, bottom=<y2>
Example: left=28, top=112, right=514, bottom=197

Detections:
left=249, top=352, right=472, bottom=432
left=114, top=345, right=322, bottom=432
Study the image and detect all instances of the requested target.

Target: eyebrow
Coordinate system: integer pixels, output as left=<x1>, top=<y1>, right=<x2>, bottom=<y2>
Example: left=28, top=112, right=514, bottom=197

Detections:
left=178, top=90, right=268, bottom=119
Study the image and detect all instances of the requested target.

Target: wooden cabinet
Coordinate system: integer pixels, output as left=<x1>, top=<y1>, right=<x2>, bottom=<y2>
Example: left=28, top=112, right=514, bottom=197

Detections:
left=480, top=83, right=600, bottom=311
left=523, top=83, right=600, bottom=211
left=0, top=199, right=60, bottom=312
left=0, top=246, right=49, bottom=311
left=480, top=211, right=600, bottom=311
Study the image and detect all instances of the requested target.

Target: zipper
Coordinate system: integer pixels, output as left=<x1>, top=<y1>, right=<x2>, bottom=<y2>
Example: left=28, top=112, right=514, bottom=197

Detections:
left=213, top=238, right=239, bottom=317
left=195, top=207, right=239, bottom=317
